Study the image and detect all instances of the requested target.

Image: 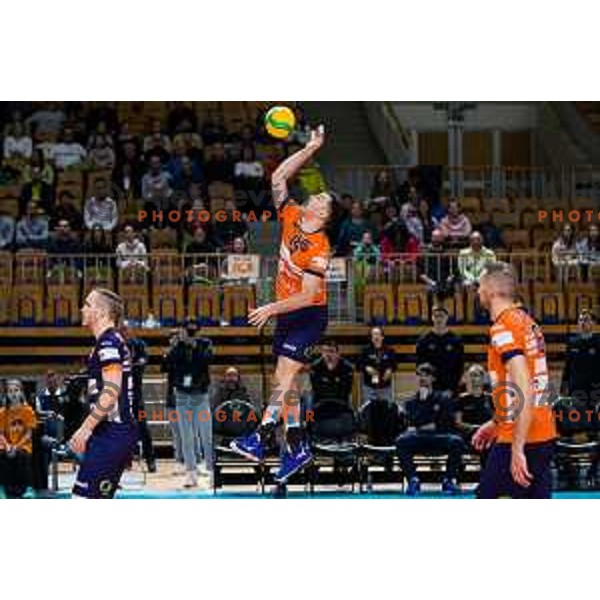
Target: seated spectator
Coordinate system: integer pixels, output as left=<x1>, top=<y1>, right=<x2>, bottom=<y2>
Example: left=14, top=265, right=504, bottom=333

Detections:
left=395, top=364, right=464, bottom=495
left=84, top=179, right=119, bottom=231
left=15, top=204, right=49, bottom=250
left=0, top=213, right=15, bottom=251
left=47, top=219, right=83, bottom=277
left=234, top=145, right=264, bottom=213
left=439, top=198, right=472, bottom=246
left=83, top=226, right=114, bottom=265
left=113, top=161, right=142, bottom=204
left=400, top=185, right=419, bottom=220
left=115, top=224, right=148, bottom=272
left=308, top=340, right=354, bottom=408
left=201, top=114, right=228, bottom=146
left=417, top=198, right=435, bottom=244
left=26, top=101, right=66, bottom=137
left=168, top=101, right=198, bottom=136
left=86, top=120, right=114, bottom=151
left=416, top=305, right=464, bottom=395
left=353, top=230, right=380, bottom=265
left=184, top=226, right=218, bottom=283
left=169, top=151, right=203, bottom=192
left=185, top=225, right=216, bottom=254
left=336, top=200, right=375, bottom=255
left=370, top=169, right=396, bottom=209
left=551, top=224, right=579, bottom=280
left=403, top=202, right=425, bottom=247
left=143, top=119, right=172, bottom=157
left=52, top=190, right=83, bottom=231
left=327, top=192, right=353, bottom=245
left=576, top=224, right=600, bottom=271
left=19, top=164, right=53, bottom=215
left=0, top=379, right=37, bottom=498
left=204, top=142, right=233, bottom=184
left=88, top=135, right=116, bottom=170
left=3, top=119, right=33, bottom=165
left=358, top=326, right=397, bottom=404
left=453, top=364, right=492, bottom=447
left=213, top=199, right=248, bottom=250
left=478, top=211, right=505, bottom=250
left=458, top=231, right=496, bottom=289
left=211, top=367, right=256, bottom=409
left=380, top=202, right=410, bottom=256
left=141, top=154, right=173, bottom=213
left=418, top=228, right=458, bottom=300
left=21, top=149, right=55, bottom=186
left=50, top=127, right=87, bottom=170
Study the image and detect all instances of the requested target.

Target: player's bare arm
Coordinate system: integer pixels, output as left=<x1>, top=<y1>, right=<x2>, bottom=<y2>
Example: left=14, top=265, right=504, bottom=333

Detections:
left=271, top=125, right=325, bottom=209
left=507, top=354, right=534, bottom=487
left=69, top=364, right=122, bottom=454
left=472, top=419, right=497, bottom=451
left=248, top=272, right=322, bottom=329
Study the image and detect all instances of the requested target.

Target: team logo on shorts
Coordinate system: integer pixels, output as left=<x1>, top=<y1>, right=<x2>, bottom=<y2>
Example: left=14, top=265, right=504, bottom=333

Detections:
left=99, top=480, right=114, bottom=496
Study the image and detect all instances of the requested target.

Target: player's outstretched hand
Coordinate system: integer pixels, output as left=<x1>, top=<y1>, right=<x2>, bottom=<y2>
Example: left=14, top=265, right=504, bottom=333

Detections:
left=472, top=420, right=497, bottom=452
left=511, top=449, right=533, bottom=488
left=248, top=304, right=275, bottom=329
left=306, top=125, right=325, bottom=153
left=69, top=426, right=92, bottom=455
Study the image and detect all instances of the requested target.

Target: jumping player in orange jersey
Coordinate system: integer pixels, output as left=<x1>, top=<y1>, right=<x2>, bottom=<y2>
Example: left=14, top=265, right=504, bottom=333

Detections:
left=472, top=262, right=557, bottom=498
left=229, top=125, right=331, bottom=482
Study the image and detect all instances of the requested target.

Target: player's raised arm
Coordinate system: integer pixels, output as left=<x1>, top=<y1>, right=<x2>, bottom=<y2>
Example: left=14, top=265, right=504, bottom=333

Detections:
left=271, top=125, right=325, bottom=209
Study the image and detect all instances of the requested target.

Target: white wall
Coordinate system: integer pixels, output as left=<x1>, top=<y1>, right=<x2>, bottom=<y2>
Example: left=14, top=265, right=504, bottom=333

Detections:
left=392, top=101, right=539, bottom=131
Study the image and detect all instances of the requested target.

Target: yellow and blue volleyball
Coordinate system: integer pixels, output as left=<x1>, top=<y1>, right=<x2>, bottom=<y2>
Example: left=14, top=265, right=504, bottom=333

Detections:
left=264, top=106, right=296, bottom=140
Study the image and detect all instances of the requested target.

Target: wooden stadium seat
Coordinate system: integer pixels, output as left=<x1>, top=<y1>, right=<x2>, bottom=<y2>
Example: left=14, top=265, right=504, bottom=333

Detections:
left=188, top=285, right=220, bottom=326
left=503, top=230, right=531, bottom=251
left=46, top=284, right=81, bottom=326
left=208, top=182, right=235, bottom=202
left=0, top=198, right=20, bottom=218
left=0, top=251, right=12, bottom=325
left=459, top=197, right=481, bottom=213
left=11, top=285, right=44, bottom=325
left=396, top=284, right=428, bottom=325
left=567, top=284, right=599, bottom=323
left=83, top=264, right=114, bottom=296
left=520, top=207, right=541, bottom=229
left=223, top=285, right=256, bottom=326
left=533, top=229, right=557, bottom=253
left=119, top=282, right=149, bottom=325
left=153, top=284, right=184, bottom=326
left=533, top=283, right=566, bottom=324
left=149, top=228, right=178, bottom=250
left=440, top=289, right=465, bottom=324
left=485, top=198, right=511, bottom=214
left=150, top=250, right=183, bottom=285
left=491, top=210, right=517, bottom=229
left=14, top=250, right=46, bottom=284
left=363, top=284, right=395, bottom=325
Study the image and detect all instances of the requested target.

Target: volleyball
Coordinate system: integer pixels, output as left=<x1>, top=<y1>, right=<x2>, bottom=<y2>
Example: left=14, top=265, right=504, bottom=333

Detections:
left=264, top=106, right=296, bottom=139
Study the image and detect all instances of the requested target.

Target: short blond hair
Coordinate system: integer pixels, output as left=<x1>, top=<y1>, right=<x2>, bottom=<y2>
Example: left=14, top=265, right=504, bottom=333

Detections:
left=94, top=288, right=124, bottom=325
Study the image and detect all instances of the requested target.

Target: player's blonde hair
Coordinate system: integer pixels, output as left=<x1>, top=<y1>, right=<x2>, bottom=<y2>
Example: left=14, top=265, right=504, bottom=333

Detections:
left=94, top=287, right=125, bottom=326
left=480, top=261, right=516, bottom=298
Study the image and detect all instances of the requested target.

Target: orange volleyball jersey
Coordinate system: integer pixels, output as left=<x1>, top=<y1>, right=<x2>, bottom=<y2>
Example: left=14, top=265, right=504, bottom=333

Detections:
left=488, top=307, right=556, bottom=444
left=275, top=200, right=330, bottom=305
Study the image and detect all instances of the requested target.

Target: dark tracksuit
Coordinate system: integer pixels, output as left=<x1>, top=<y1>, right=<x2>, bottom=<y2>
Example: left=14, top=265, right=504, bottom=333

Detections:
left=416, top=330, right=464, bottom=393
left=396, top=390, right=466, bottom=481
left=309, top=357, right=354, bottom=407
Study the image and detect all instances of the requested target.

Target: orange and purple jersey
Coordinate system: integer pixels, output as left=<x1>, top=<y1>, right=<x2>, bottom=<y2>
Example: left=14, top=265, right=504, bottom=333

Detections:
left=488, top=306, right=556, bottom=444
left=275, top=200, right=330, bottom=305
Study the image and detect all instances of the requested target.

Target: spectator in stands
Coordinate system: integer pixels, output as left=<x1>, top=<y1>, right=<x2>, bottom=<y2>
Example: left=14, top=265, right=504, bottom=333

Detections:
left=561, top=309, right=600, bottom=404
left=577, top=224, right=600, bottom=274
left=52, top=190, right=82, bottom=231
left=185, top=225, right=216, bottom=254
left=15, top=204, right=49, bottom=250
left=201, top=113, right=228, bottom=145
left=47, top=219, right=83, bottom=277
left=141, top=154, right=173, bottom=213
left=403, top=202, right=425, bottom=247
left=552, top=224, right=579, bottom=280
left=0, top=212, right=15, bottom=250
left=439, top=198, right=472, bottom=246
left=84, top=226, right=113, bottom=261
left=204, top=142, right=233, bottom=184
left=308, top=340, right=354, bottom=408
left=211, top=367, right=256, bottom=409
left=336, top=200, right=375, bottom=255
left=115, top=224, right=148, bottom=271
left=418, top=199, right=435, bottom=244
left=371, top=169, right=396, bottom=204
left=26, top=101, right=66, bottom=137
left=358, top=326, right=398, bottom=404
left=452, top=364, right=492, bottom=447
left=163, top=322, right=214, bottom=487
left=234, top=145, right=265, bottom=213
left=458, top=231, right=496, bottom=289
left=19, top=164, right=53, bottom=215
left=418, top=228, right=458, bottom=300
left=88, top=135, right=116, bottom=170
left=169, top=151, right=203, bottom=192
left=184, top=226, right=218, bottom=284
left=0, top=378, right=37, bottom=498
left=143, top=119, right=172, bottom=158
left=51, top=126, right=87, bottom=170
left=168, top=101, right=198, bottom=136
left=84, top=178, right=119, bottom=231
left=21, top=149, right=54, bottom=186
left=3, top=119, right=32, bottom=164
left=86, top=119, right=114, bottom=151
left=122, top=325, right=157, bottom=473
left=113, top=160, right=142, bottom=204
left=213, top=199, right=248, bottom=250
left=400, top=185, right=419, bottom=220
left=395, top=363, right=464, bottom=495
left=380, top=202, right=410, bottom=255
left=416, top=305, right=464, bottom=394
left=353, top=230, right=380, bottom=264
left=478, top=210, right=505, bottom=250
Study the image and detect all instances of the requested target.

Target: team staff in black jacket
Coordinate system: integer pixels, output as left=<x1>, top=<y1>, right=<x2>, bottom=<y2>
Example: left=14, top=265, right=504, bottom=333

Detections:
left=357, top=327, right=397, bottom=404
left=308, top=340, right=354, bottom=408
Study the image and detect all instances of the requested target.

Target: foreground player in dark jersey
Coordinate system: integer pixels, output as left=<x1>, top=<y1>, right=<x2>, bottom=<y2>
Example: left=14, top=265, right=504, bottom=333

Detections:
left=69, top=288, right=139, bottom=498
